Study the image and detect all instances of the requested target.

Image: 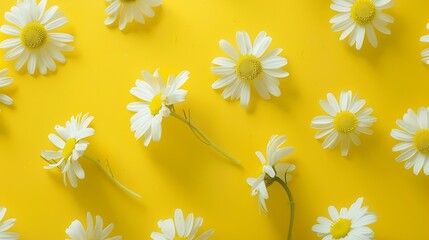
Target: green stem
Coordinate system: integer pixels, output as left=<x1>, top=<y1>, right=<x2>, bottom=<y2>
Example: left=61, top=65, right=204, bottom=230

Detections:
left=274, top=176, right=294, bottom=240
left=83, top=155, right=142, bottom=199
left=170, top=111, right=241, bottom=166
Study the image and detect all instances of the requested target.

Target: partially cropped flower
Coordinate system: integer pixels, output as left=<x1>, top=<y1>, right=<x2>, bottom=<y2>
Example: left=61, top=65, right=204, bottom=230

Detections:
left=66, top=212, right=122, bottom=240
left=41, top=113, right=94, bottom=188
left=391, top=107, right=429, bottom=175
left=0, top=207, right=19, bottom=239
left=0, top=68, right=13, bottom=109
left=127, top=69, right=189, bottom=146
left=330, top=0, right=394, bottom=50
left=0, top=0, right=74, bottom=75
left=312, top=197, right=377, bottom=239
left=151, top=209, right=214, bottom=240
left=211, top=31, right=288, bottom=107
left=104, top=0, right=162, bottom=31
left=420, top=24, right=429, bottom=64
left=311, top=91, right=376, bottom=157
left=247, top=134, right=295, bottom=213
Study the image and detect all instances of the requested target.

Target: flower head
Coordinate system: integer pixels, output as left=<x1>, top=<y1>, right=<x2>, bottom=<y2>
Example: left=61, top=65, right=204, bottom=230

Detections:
left=151, top=209, right=214, bottom=240
left=127, top=69, right=189, bottom=146
left=211, top=31, right=288, bottom=107
left=0, top=207, right=19, bottom=239
left=66, top=212, right=122, bottom=240
left=247, top=134, right=295, bottom=213
left=391, top=107, right=429, bottom=175
left=330, top=0, right=394, bottom=50
left=41, top=113, right=94, bottom=188
left=0, top=0, right=74, bottom=75
left=0, top=68, right=13, bottom=110
left=420, top=23, right=429, bottom=64
left=312, top=197, right=377, bottom=239
left=104, top=0, right=162, bottom=31
left=311, top=91, right=376, bottom=157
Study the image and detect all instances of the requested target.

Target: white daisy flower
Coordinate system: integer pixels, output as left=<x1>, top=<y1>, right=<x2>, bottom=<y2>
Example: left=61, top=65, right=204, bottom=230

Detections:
left=311, top=91, right=377, bottom=157
left=127, top=69, right=189, bottom=146
left=257, top=134, right=295, bottom=178
left=0, top=0, right=74, bottom=75
left=312, top=197, right=377, bottom=240
left=247, top=134, right=295, bottom=213
left=0, top=207, right=19, bottom=239
left=330, top=0, right=394, bottom=50
left=420, top=24, right=429, bottom=64
left=391, top=107, right=429, bottom=175
left=66, top=212, right=122, bottom=240
left=211, top=31, right=289, bottom=107
left=41, top=113, right=94, bottom=188
left=104, top=0, right=162, bottom=31
left=0, top=68, right=13, bottom=110
left=151, top=209, right=214, bottom=240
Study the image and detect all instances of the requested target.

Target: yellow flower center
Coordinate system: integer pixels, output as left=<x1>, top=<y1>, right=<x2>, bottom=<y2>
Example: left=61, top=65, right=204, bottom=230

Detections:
left=236, top=55, right=262, bottom=81
left=330, top=218, right=352, bottom=239
left=62, top=138, right=76, bottom=158
left=351, top=0, right=376, bottom=25
left=334, top=111, right=357, bottom=134
left=414, top=129, right=429, bottom=154
left=174, top=237, right=187, bottom=240
left=149, top=94, right=163, bottom=115
left=120, top=0, right=137, bottom=2
left=21, top=22, right=48, bottom=49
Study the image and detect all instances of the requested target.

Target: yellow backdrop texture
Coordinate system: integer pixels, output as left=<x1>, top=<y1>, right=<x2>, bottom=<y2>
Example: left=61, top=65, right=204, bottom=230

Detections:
left=0, top=0, right=428, bottom=239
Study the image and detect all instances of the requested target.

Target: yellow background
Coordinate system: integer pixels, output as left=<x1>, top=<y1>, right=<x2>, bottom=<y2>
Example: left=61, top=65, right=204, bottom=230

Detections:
left=1, top=0, right=429, bottom=239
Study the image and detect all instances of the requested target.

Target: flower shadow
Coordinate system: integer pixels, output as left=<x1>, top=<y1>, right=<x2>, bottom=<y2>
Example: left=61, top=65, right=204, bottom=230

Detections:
left=119, top=6, right=164, bottom=35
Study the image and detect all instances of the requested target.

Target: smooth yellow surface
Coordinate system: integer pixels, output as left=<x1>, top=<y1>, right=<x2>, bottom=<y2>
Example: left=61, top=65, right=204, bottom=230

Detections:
left=1, top=0, right=429, bottom=239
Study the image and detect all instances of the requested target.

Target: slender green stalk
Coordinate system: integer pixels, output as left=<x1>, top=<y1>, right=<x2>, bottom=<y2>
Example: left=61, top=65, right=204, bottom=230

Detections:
left=83, top=155, right=142, bottom=199
left=274, top=176, right=294, bottom=240
left=170, top=111, right=241, bottom=166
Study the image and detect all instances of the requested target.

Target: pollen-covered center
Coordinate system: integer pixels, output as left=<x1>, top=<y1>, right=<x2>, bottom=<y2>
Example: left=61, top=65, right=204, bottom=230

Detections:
left=330, top=218, right=352, bottom=239
left=334, top=111, right=357, bottom=134
left=174, top=237, right=188, bottom=240
left=21, top=22, right=48, bottom=49
left=351, top=0, right=376, bottom=25
left=414, top=129, right=429, bottom=154
left=120, top=0, right=137, bottom=2
left=236, top=55, right=262, bottom=81
left=62, top=138, right=76, bottom=158
left=149, top=94, right=163, bottom=115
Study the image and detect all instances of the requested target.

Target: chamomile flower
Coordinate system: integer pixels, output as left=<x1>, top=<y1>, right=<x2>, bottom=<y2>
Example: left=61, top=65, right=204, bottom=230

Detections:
left=211, top=31, right=288, bottom=107
left=311, top=91, right=377, bottom=157
left=330, top=0, right=394, bottom=50
left=0, top=68, right=13, bottom=109
left=312, top=197, right=377, bottom=240
left=420, top=24, right=429, bottom=64
left=41, top=113, right=94, bottom=188
left=391, top=107, right=429, bottom=175
left=151, top=209, right=214, bottom=240
left=247, top=134, right=295, bottom=213
left=66, top=212, right=122, bottom=240
left=0, top=207, right=19, bottom=239
left=0, top=0, right=74, bottom=75
left=127, top=69, right=189, bottom=146
left=104, top=0, right=162, bottom=31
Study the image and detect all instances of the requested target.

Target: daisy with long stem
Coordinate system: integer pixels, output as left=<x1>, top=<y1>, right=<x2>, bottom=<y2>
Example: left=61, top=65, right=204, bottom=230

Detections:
left=41, top=113, right=141, bottom=199
left=127, top=69, right=240, bottom=166
left=247, top=134, right=295, bottom=240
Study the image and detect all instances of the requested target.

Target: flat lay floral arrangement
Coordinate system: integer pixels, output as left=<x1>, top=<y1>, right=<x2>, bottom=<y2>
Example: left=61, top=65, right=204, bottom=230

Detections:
left=1, top=0, right=429, bottom=239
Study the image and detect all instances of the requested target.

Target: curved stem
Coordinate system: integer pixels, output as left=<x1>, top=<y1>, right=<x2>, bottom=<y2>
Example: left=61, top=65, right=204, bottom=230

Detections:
left=170, top=111, right=241, bottom=166
left=274, top=176, right=294, bottom=240
left=83, top=155, right=142, bottom=199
